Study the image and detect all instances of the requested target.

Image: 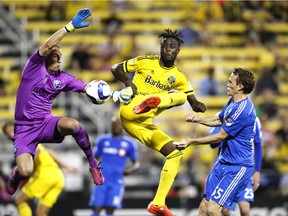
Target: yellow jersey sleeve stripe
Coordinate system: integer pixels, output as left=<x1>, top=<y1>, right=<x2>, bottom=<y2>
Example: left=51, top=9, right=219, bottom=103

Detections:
left=124, top=60, right=129, bottom=73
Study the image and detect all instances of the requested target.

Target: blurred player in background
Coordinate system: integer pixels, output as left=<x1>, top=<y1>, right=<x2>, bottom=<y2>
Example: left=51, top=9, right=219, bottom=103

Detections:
left=89, top=116, right=140, bottom=216
left=2, top=121, right=78, bottom=216
left=209, top=116, right=262, bottom=216
left=7, top=8, right=104, bottom=196
left=111, top=29, right=206, bottom=216
left=175, top=68, right=256, bottom=216
left=0, top=161, right=10, bottom=202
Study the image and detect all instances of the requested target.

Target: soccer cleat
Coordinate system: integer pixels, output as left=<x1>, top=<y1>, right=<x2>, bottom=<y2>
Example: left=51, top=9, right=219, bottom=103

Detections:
left=89, top=166, right=104, bottom=185
left=147, top=202, right=174, bottom=216
left=7, top=178, right=19, bottom=195
left=133, top=96, right=161, bottom=114
left=19, top=178, right=29, bottom=188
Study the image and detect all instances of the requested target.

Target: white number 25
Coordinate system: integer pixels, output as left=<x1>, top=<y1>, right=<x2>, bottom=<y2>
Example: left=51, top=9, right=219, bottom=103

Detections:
left=212, top=186, right=224, bottom=199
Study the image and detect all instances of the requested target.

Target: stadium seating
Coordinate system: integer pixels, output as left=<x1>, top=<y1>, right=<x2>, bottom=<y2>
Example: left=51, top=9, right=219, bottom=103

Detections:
left=1, top=0, right=288, bottom=119
left=279, top=83, right=288, bottom=95
left=0, top=110, right=14, bottom=120
left=2, top=0, right=50, bottom=7
left=0, top=59, right=15, bottom=70
left=0, top=96, right=16, bottom=108
left=1, top=4, right=287, bottom=133
left=76, top=71, right=114, bottom=83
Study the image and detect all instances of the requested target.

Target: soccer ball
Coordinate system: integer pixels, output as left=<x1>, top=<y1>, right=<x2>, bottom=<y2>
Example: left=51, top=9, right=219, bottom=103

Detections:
left=86, top=80, right=111, bottom=105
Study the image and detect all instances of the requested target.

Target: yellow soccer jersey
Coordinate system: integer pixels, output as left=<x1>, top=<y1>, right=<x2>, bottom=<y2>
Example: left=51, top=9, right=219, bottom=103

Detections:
left=34, top=145, right=60, bottom=174
left=123, top=55, right=193, bottom=95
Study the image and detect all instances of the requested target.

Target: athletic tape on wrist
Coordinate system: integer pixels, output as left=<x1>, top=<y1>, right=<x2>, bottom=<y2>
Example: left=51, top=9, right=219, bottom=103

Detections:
left=64, top=22, right=75, bottom=33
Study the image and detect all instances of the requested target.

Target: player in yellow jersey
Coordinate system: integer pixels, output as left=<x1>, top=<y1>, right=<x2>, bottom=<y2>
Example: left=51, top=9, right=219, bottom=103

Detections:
left=111, top=29, right=206, bottom=216
left=2, top=121, right=77, bottom=216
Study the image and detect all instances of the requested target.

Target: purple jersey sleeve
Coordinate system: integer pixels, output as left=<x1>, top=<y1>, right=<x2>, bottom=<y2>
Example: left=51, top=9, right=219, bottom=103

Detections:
left=22, top=50, right=47, bottom=78
left=59, top=71, right=86, bottom=93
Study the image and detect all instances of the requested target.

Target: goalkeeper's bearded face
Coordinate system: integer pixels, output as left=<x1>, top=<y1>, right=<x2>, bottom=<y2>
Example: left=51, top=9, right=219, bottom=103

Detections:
left=46, top=47, right=62, bottom=74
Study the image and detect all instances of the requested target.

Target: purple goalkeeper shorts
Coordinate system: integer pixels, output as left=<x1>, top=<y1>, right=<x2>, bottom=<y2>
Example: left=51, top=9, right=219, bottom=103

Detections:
left=13, top=116, right=64, bottom=157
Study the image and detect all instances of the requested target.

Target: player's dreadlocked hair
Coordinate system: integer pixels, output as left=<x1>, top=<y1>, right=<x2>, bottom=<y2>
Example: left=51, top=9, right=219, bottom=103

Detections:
left=159, top=28, right=184, bottom=47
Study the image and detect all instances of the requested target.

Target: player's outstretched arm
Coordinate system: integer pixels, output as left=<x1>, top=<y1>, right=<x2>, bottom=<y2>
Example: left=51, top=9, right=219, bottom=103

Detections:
left=46, top=148, right=78, bottom=173
left=174, top=129, right=228, bottom=150
left=111, top=62, right=137, bottom=94
left=39, top=8, right=91, bottom=57
left=185, top=113, right=222, bottom=127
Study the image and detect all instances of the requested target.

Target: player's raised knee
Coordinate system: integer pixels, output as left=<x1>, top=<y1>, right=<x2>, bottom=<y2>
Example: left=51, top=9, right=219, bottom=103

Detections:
left=18, top=166, right=33, bottom=178
left=58, top=117, right=80, bottom=133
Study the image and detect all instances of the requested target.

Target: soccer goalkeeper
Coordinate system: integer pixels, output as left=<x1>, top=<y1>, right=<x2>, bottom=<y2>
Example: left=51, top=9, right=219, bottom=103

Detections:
left=111, top=29, right=206, bottom=216
left=6, top=8, right=104, bottom=196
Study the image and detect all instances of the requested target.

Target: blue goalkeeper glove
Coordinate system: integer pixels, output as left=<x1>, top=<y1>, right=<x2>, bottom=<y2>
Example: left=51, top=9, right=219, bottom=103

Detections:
left=111, top=87, right=133, bottom=104
left=65, top=8, right=91, bottom=33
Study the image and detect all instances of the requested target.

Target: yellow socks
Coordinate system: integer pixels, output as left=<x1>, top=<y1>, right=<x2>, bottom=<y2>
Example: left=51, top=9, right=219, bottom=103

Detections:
left=18, top=203, right=32, bottom=216
left=158, top=92, right=187, bottom=109
left=152, top=150, right=183, bottom=206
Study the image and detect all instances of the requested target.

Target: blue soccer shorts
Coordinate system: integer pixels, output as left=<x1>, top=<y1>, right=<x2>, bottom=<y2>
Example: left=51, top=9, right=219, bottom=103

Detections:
left=204, top=161, right=254, bottom=210
left=89, top=180, right=124, bottom=208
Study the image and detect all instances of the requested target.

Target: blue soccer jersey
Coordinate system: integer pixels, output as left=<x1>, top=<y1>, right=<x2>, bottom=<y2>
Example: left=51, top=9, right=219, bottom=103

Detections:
left=94, top=134, right=138, bottom=182
left=253, top=117, right=262, bottom=172
left=89, top=134, right=138, bottom=209
left=209, top=116, right=262, bottom=172
left=218, top=97, right=256, bottom=167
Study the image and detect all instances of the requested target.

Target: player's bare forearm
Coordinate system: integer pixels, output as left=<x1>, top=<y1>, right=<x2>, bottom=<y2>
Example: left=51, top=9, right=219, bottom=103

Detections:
left=198, top=117, right=222, bottom=127
left=252, top=171, right=260, bottom=191
left=46, top=148, right=76, bottom=172
left=111, top=63, right=137, bottom=94
left=39, top=8, right=91, bottom=57
left=193, top=132, right=227, bottom=144
left=175, top=130, right=228, bottom=150
left=187, top=94, right=206, bottom=112
left=111, top=63, right=130, bottom=84
left=186, top=113, right=222, bottom=127
left=39, top=29, right=67, bottom=57
left=46, top=148, right=65, bottom=165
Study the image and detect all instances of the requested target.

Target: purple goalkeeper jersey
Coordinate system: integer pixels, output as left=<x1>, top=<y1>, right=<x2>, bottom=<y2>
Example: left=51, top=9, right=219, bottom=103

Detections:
left=15, top=50, right=86, bottom=124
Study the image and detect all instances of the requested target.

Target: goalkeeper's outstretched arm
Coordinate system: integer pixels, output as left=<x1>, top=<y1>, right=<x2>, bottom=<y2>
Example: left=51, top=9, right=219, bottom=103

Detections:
left=39, top=8, right=91, bottom=57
